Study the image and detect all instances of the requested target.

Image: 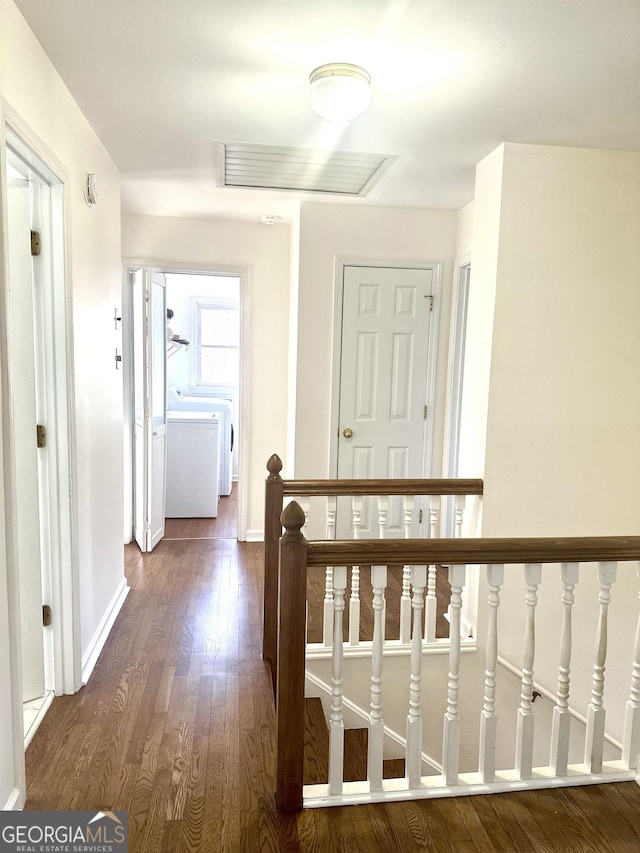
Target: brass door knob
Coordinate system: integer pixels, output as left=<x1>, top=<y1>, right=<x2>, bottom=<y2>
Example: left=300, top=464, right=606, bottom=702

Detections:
left=343, top=427, right=353, bottom=439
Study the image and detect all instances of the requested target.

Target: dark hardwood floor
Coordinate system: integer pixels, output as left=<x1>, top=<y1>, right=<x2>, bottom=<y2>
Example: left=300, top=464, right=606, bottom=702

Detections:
left=24, top=523, right=640, bottom=852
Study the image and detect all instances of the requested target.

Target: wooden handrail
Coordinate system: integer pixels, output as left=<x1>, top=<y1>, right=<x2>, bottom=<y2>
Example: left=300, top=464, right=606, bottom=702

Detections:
left=305, top=535, right=640, bottom=567
left=262, top=453, right=485, bottom=697
left=283, top=478, right=484, bottom=497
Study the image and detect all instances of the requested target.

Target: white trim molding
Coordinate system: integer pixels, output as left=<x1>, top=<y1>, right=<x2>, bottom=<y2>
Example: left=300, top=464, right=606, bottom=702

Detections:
left=244, top=528, right=264, bottom=543
left=81, top=579, right=130, bottom=684
left=3, top=787, right=22, bottom=811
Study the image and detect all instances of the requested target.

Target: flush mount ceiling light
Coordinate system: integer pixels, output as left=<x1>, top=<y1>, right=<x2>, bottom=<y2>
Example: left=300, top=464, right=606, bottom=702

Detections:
left=308, top=63, right=372, bottom=121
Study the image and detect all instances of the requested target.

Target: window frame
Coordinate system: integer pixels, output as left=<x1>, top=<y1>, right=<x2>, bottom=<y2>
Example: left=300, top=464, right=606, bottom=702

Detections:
left=191, top=296, right=240, bottom=393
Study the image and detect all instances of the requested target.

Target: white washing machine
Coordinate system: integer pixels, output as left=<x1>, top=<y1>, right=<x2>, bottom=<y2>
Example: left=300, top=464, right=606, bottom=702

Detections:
left=168, top=389, right=233, bottom=495
left=165, top=412, right=220, bottom=517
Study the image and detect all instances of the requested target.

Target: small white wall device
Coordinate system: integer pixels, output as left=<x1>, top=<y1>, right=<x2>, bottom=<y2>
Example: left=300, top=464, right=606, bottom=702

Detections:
left=84, top=172, right=98, bottom=206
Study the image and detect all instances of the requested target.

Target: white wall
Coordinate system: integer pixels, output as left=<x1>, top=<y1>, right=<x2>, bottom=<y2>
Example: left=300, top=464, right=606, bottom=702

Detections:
left=456, top=201, right=474, bottom=259
left=465, top=143, right=640, bottom=741
left=294, top=202, right=458, bottom=478
left=0, top=0, right=124, bottom=807
left=121, top=213, right=291, bottom=539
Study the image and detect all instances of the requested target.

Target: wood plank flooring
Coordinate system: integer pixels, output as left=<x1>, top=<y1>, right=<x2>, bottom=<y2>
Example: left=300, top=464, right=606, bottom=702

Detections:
left=306, top=565, right=452, bottom=643
left=164, top=485, right=238, bottom=540
left=25, top=525, right=640, bottom=852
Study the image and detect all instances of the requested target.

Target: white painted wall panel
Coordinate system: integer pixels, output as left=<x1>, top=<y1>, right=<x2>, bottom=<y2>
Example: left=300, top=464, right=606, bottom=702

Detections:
left=465, top=143, right=640, bottom=742
left=0, top=0, right=123, bottom=807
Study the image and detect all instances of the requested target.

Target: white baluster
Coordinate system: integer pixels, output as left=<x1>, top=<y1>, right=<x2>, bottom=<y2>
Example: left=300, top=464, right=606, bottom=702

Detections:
left=622, top=570, right=640, bottom=770
left=322, top=497, right=337, bottom=647
left=454, top=494, right=466, bottom=538
left=429, top=495, right=441, bottom=538
left=326, top=496, right=336, bottom=540
left=399, top=496, right=414, bottom=644
left=299, top=496, right=310, bottom=530
left=368, top=564, right=387, bottom=791
left=376, top=498, right=388, bottom=639
left=329, top=566, right=347, bottom=795
left=349, top=497, right=362, bottom=646
left=442, top=564, right=466, bottom=785
left=423, top=496, right=440, bottom=644
left=479, top=564, right=504, bottom=783
left=516, top=563, right=542, bottom=779
left=551, top=562, right=579, bottom=776
left=377, top=496, right=388, bottom=539
left=424, top=565, right=437, bottom=643
left=585, top=561, right=617, bottom=773
left=406, top=565, right=427, bottom=787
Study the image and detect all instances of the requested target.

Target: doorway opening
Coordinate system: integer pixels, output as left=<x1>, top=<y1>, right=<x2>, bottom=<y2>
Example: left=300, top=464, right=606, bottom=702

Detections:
left=3, top=126, right=79, bottom=749
left=164, top=272, right=239, bottom=541
left=123, top=265, right=245, bottom=551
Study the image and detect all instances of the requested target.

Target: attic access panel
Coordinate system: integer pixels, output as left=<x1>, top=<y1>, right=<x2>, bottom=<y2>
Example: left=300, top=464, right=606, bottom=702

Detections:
left=218, top=142, right=396, bottom=196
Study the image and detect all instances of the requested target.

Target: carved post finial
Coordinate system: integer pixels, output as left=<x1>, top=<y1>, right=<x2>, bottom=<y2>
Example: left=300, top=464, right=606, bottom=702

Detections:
left=281, top=501, right=306, bottom=538
left=267, top=453, right=283, bottom=480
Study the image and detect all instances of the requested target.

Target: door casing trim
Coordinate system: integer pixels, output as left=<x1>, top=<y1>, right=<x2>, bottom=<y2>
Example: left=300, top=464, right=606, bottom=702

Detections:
left=122, top=258, right=250, bottom=542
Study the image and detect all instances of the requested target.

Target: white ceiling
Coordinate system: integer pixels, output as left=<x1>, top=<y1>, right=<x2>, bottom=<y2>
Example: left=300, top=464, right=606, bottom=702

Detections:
left=15, top=0, right=640, bottom=222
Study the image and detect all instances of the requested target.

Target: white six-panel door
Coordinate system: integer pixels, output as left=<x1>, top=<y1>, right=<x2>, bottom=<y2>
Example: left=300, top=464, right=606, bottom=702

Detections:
left=336, top=265, right=435, bottom=537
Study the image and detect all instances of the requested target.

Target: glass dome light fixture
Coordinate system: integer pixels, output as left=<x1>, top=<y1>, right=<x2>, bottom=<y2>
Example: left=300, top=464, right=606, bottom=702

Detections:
left=308, top=63, right=372, bottom=121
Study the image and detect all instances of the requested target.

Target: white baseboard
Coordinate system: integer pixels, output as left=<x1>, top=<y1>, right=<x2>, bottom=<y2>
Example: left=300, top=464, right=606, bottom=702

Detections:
left=4, top=786, right=22, bottom=810
left=81, top=578, right=130, bottom=685
left=245, top=528, right=264, bottom=542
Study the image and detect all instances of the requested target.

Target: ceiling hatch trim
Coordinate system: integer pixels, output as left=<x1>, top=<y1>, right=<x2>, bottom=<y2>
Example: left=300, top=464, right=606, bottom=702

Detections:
left=217, top=142, right=397, bottom=196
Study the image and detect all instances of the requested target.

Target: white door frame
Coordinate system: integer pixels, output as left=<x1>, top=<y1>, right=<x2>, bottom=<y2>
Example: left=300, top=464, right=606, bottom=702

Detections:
left=329, top=257, right=441, bottom=480
left=0, top=105, right=81, bottom=786
left=122, top=259, right=250, bottom=541
left=443, top=254, right=471, bottom=535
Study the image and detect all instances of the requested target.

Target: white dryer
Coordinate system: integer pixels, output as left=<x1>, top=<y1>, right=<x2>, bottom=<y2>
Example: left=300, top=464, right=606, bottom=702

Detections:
left=165, top=412, right=220, bottom=517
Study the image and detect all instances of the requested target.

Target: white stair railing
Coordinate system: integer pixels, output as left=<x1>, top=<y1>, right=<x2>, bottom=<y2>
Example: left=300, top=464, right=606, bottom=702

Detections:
left=274, top=517, right=640, bottom=811
left=313, top=491, right=471, bottom=649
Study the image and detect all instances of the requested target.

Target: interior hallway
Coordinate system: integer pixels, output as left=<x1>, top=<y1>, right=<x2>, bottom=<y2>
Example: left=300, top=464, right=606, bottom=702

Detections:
left=23, top=520, right=640, bottom=851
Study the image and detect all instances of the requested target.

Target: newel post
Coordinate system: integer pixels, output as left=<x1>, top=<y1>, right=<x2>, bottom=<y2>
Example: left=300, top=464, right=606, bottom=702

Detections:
left=264, top=454, right=284, bottom=696
left=276, top=501, right=308, bottom=811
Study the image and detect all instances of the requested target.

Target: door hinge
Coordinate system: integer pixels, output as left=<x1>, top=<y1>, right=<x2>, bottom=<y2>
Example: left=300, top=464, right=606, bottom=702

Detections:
left=423, top=405, right=428, bottom=420
left=36, top=424, right=47, bottom=448
left=419, top=509, right=423, bottom=524
left=31, top=230, right=41, bottom=256
left=42, top=604, right=52, bottom=626
left=427, top=295, right=433, bottom=311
